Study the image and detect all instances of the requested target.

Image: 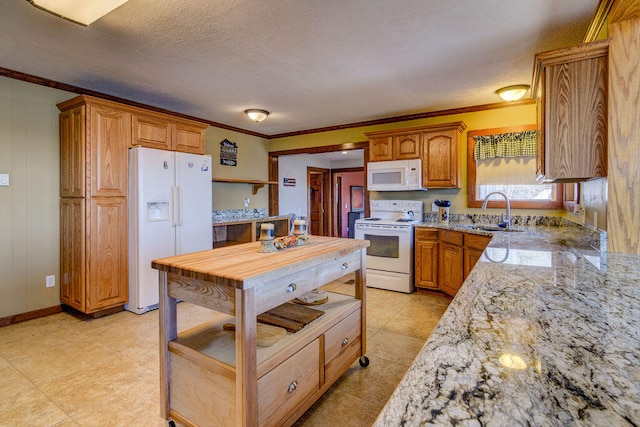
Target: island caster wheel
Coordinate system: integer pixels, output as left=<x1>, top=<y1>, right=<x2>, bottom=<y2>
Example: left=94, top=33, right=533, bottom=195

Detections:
left=168, top=421, right=176, bottom=427
left=359, top=355, right=370, bottom=367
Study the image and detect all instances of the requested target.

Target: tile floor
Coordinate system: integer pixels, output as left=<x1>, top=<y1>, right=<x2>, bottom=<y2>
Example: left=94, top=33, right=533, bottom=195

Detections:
left=0, top=275, right=450, bottom=427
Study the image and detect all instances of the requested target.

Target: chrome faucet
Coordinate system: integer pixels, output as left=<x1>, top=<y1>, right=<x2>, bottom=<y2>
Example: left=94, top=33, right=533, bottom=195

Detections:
left=481, top=191, right=511, bottom=229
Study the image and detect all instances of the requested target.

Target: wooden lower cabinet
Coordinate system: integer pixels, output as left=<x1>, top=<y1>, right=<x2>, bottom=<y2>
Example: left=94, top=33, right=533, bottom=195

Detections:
left=464, top=234, right=492, bottom=278
left=60, top=197, right=128, bottom=314
left=415, top=228, right=439, bottom=290
left=415, top=228, right=491, bottom=297
left=439, top=240, right=464, bottom=297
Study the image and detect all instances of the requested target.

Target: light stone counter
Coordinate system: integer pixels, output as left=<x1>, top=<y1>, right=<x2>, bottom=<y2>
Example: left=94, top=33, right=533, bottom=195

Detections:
left=375, top=219, right=639, bottom=426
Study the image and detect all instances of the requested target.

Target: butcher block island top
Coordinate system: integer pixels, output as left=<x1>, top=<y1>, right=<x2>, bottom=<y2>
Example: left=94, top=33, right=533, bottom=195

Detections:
left=152, top=236, right=370, bottom=427
left=152, top=235, right=369, bottom=290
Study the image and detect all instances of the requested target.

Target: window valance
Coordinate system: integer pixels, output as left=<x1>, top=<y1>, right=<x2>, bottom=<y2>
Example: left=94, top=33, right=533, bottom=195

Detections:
left=473, top=130, right=536, bottom=160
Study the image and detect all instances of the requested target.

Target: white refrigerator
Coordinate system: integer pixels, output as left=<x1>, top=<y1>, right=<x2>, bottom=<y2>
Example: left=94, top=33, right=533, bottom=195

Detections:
left=126, top=146, right=212, bottom=314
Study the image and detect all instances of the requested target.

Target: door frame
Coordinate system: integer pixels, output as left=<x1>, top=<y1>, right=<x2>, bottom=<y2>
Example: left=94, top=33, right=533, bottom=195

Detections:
left=307, top=167, right=330, bottom=236
left=268, top=142, right=370, bottom=226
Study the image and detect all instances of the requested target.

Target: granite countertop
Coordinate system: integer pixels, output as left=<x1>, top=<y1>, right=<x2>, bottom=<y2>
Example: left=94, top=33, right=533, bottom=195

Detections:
left=375, top=220, right=640, bottom=425
left=211, top=215, right=290, bottom=225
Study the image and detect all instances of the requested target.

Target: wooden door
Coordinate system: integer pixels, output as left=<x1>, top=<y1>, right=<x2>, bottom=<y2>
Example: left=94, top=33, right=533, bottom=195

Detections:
left=60, top=198, right=86, bottom=312
left=87, top=197, right=128, bottom=312
left=60, top=105, right=85, bottom=198
left=88, top=103, right=130, bottom=197
left=368, top=136, right=393, bottom=161
left=308, top=172, right=324, bottom=235
left=414, top=229, right=438, bottom=290
left=173, top=122, right=205, bottom=154
left=308, top=168, right=330, bottom=236
left=423, top=130, right=458, bottom=188
left=393, top=133, right=421, bottom=159
left=439, top=242, right=464, bottom=297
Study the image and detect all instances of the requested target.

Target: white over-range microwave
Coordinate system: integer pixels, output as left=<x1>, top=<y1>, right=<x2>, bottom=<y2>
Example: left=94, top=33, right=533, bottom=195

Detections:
left=367, top=159, right=424, bottom=191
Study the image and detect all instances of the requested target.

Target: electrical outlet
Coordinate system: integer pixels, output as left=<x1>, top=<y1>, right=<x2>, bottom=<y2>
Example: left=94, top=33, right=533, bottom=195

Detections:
left=244, top=197, right=250, bottom=207
left=431, top=202, right=438, bottom=212
left=45, top=275, right=55, bottom=288
left=0, top=173, right=9, bottom=186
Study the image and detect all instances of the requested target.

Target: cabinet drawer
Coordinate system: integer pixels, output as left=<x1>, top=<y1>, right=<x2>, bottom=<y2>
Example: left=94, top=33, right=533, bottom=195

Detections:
left=415, top=228, right=438, bottom=241
left=464, top=233, right=491, bottom=250
left=255, top=251, right=361, bottom=314
left=258, top=339, right=320, bottom=427
left=324, top=309, right=361, bottom=381
left=439, top=229, right=463, bottom=246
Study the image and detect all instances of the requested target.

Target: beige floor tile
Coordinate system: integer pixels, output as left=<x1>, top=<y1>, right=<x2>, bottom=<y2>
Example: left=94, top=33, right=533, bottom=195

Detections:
left=366, top=328, right=427, bottom=366
left=294, top=386, right=382, bottom=427
left=0, top=273, right=449, bottom=426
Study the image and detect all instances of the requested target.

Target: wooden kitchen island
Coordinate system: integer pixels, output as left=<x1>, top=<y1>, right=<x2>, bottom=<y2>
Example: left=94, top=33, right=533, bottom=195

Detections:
left=152, top=236, right=370, bottom=427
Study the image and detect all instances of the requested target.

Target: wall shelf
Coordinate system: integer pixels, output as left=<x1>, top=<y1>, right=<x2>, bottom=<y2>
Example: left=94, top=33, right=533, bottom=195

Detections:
left=211, top=178, right=278, bottom=194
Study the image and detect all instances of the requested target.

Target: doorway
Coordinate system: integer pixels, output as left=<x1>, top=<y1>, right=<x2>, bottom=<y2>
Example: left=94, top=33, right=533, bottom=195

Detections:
left=308, top=167, right=330, bottom=236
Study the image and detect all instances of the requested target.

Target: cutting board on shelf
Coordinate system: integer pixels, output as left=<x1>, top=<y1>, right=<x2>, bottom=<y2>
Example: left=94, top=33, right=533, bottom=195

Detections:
left=258, top=302, right=325, bottom=333
left=223, top=323, right=287, bottom=347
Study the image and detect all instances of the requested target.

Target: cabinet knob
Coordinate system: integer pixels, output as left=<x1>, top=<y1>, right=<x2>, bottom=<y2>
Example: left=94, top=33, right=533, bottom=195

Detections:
left=286, top=283, right=296, bottom=293
left=288, top=380, right=298, bottom=393
left=340, top=263, right=348, bottom=270
left=342, top=337, right=349, bottom=346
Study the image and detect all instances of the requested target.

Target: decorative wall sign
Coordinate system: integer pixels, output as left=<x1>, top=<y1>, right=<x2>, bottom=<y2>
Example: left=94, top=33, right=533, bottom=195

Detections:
left=220, top=139, right=238, bottom=166
left=283, top=178, right=296, bottom=186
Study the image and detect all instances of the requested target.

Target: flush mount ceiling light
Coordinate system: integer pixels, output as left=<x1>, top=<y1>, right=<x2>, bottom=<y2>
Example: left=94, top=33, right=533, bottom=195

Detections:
left=244, top=109, right=270, bottom=123
left=496, top=85, right=530, bottom=102
left=28, top=0, right=129, bottom=26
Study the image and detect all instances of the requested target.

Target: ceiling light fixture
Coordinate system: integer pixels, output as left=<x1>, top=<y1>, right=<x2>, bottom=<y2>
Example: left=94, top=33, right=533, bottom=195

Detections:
left=496, top=85, right=530, bottom=102
left=244, top=109, right=270, bottom=123
left=28, top=0, right=129, bottom=26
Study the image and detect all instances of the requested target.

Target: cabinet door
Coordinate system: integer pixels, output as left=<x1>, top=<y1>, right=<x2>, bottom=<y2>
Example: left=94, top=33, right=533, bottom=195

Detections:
left=86, top=197, right=128, bottom=312
left=415, top=229, right=438, bottom=290
left=393, top=133, right=420, bottom=160
left=464, top=247, right=485, bottom=279
left=422, top=130, right=459, bottom=188
left=439, top=241, right=464, bottom=297
left=60, top=198, right=86, bottom=312
left=172, top=122, right=205, bottom=154
left=60, top=106, right=85, bottom=197
left=88, top=104, right=130, bottom=197
left=132, top=112, right=172, bottom=150
left=369, top=136, right=393, bottom=161
left=543, top=56, right=607, bottom=181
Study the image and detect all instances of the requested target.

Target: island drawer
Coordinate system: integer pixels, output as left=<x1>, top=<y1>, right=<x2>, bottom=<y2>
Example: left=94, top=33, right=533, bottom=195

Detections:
left=258, top=338, right=320, bottom=427
left=323, top=309, right=361, bottom=382
left=255, top=251, right=361, bottom=314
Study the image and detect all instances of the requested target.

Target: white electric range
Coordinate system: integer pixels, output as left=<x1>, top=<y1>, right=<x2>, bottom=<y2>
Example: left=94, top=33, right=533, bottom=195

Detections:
left=354, top=200, right=423, bottom=293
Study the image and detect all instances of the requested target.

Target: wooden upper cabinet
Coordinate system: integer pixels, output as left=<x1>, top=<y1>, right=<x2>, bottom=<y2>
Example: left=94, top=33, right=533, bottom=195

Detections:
left=60, top=105, right=85, bottom=198
left=365, top=122, right=465, bottom=188
left=132, top=112, right=172, bottom=150
left=132, top=112, right=206, bottom=154
left=393, top=133, right=421, bottom=160
left=88, top=103, right=130, bottom=197
left=369, top=136, right=394, bottom=161
left=532, top=39, right=609, bottom=183
left=368, top=133, right=420, bottom=162
left=173, top=120, right=207, bottom=154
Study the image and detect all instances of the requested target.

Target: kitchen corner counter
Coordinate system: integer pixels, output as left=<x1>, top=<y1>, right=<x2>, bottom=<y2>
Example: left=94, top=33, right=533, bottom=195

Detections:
left=376, top=222, right=640, bottom=425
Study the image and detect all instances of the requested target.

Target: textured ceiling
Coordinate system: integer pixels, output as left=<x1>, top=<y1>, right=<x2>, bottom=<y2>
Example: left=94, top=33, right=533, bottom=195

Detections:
left=0, top=0, right=599, bottom=136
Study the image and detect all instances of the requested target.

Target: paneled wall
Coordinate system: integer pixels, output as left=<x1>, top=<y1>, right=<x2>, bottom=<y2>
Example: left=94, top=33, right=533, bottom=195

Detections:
left=0, top=77, right=73, bottom=318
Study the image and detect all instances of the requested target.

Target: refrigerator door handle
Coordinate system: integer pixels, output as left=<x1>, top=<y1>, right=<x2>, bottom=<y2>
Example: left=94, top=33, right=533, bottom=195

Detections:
left=176, top=185, right=183, bottom=226
left=170, top=185, right=176, bottom=227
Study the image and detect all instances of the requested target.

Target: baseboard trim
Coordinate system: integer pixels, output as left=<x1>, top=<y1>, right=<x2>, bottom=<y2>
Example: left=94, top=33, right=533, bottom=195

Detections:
left=0, top=305, right=63, bottom=327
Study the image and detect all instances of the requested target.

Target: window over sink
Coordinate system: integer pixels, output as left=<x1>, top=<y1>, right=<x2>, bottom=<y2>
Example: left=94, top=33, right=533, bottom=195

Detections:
left=467, top=125, right=568, bottom=209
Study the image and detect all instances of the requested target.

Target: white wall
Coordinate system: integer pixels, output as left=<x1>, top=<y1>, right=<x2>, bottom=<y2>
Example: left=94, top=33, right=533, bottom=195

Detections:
left=278, top=154, right=331, bottom=217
